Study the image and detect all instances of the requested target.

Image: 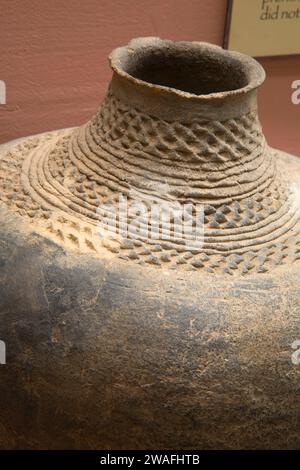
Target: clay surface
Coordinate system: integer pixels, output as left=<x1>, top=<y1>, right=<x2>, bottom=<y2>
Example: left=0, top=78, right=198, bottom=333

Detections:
left=0, top=38, right=300, bottom=449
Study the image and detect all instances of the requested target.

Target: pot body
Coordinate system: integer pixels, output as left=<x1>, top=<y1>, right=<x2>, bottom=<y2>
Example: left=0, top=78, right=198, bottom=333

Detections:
left=0, top=184, right=300, bottom=449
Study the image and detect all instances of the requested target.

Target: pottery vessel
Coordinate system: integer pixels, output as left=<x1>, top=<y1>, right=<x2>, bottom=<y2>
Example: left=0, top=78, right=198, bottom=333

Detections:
left=0, top=38, right=300, bottom=449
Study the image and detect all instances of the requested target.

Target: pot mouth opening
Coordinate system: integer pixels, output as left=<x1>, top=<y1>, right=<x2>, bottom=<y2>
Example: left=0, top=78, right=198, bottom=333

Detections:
left=109, top=37, right=266, bottom=100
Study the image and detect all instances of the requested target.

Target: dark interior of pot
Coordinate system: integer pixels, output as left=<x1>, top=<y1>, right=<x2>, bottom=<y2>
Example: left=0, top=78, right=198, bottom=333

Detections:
left=122, top=45, right=250, bottom=95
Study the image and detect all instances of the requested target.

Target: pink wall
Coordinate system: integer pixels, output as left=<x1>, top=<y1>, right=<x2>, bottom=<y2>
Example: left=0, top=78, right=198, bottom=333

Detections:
left=0, top=0, right=299, bottom=156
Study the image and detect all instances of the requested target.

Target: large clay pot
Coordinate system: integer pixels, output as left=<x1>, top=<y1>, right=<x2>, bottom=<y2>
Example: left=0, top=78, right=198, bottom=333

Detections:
left=0, top=37, right=300, bottom=450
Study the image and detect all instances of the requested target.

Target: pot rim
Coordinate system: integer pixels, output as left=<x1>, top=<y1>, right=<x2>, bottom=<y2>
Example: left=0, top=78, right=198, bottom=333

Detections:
left=109, top=37, right=266, bottom=102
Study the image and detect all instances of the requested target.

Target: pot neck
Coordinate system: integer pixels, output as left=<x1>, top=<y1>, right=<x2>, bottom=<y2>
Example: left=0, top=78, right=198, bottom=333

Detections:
left=108, top=37, right=265, bottom=122
left=76, top=38, right=270, bottom=205
left=87, top=86, right=267, bottom=205
left=109, top=72, right=259, bottom=123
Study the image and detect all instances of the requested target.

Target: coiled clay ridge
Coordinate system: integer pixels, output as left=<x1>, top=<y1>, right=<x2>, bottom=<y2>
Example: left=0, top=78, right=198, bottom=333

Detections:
left=1, top=38, right=300, bottom=275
